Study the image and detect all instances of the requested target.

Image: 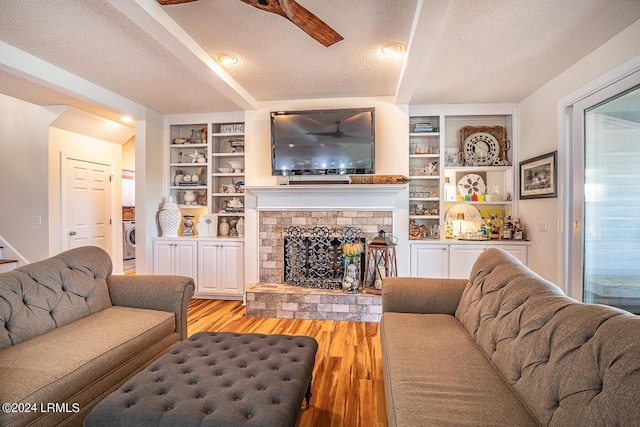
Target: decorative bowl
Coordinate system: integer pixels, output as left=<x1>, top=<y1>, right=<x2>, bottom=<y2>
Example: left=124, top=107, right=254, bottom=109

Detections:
left=228, top=161, right=244, bottom=172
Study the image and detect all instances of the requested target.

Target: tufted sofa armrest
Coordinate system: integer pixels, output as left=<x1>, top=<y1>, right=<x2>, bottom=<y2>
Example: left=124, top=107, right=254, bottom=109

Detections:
left=382, top=277, right=468, bottom=315
left=107, top=275, right=195, bottom=340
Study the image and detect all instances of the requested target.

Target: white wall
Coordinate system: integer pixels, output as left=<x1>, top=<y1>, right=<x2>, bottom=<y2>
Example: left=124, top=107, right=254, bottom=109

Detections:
left=122, top=137, right=135, bottom=171
left=0, top=94, right=56, bottom=262
left=136, top=110, right=165, bottom=274
left=519, top=19, right=640, bottom=284
left=243, top=97, right=409, bottom=287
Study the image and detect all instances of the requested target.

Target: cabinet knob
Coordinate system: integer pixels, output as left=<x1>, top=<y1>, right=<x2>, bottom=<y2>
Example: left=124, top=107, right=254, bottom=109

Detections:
left=68, top=231, right=77, bottom=236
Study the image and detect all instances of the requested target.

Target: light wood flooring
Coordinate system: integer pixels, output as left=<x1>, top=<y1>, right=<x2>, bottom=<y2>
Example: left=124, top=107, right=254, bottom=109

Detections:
left=187, top=298, right=388, bottom=427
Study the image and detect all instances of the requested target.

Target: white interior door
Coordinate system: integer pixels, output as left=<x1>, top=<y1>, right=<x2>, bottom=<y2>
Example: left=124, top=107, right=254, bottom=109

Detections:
left=63, top=156, right=112, bottom=253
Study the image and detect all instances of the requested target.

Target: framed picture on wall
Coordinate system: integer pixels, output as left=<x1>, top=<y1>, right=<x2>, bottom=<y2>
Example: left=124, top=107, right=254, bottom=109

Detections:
left=519, top=151, right=557, bottom=199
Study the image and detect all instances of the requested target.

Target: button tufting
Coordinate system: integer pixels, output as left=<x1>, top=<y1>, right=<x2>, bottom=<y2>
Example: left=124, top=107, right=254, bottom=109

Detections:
left=246, top=413, right=253, bottom=419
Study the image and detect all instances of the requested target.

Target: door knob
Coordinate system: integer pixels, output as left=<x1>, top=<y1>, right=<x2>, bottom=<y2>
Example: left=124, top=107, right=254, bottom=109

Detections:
left=69, top=231, right=77, bottom=236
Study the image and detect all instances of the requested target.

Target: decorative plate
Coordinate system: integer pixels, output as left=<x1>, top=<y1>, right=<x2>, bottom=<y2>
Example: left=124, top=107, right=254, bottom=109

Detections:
left=457, top=173, right=486, bottom=195
left=463, top=132, right=499, bottom=166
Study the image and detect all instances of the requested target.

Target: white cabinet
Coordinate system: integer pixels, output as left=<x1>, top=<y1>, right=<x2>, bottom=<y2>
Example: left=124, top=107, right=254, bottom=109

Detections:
left=152, top=238, right=244, bottom=300
left=152, top=239, right=197, bottom=280
left=449, top=245, right=486, bottom=279
left=449, top=243, right=530, bottom=279
left=410, top=241, right=530, bottom=280
left=197, top=240, right=244, bottom=298
left=122, top=176, right=135, bottom=207
left=410, top=244, right=449, bottom=278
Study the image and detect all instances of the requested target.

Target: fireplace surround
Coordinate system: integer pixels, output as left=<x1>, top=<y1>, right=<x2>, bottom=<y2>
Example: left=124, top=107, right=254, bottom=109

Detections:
left=246, top=185, right=405, bottom=321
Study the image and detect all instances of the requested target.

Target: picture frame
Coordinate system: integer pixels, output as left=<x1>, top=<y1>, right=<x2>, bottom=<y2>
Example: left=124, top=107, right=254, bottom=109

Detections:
left=519, top=151, right=557, bottom=199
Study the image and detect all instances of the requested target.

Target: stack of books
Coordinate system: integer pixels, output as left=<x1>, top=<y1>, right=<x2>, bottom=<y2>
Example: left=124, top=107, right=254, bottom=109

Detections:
left=414, top=123, right=434, bottom=133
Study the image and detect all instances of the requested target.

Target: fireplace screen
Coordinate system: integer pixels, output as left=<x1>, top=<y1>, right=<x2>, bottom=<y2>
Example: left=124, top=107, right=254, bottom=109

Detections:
left=284, top=226, right=365, bottom=289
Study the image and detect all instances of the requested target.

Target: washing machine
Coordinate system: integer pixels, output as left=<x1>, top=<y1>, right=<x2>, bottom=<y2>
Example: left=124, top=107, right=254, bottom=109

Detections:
left=123, top=221, right=136, bottom=260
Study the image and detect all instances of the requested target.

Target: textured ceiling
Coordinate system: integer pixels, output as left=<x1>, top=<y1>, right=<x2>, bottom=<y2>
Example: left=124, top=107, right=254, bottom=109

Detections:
left=0, top=0, right=639, bottom=123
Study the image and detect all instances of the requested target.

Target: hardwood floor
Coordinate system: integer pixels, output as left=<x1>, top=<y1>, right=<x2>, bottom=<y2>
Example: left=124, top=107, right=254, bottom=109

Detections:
left=187, top=298, right=388, bottom=427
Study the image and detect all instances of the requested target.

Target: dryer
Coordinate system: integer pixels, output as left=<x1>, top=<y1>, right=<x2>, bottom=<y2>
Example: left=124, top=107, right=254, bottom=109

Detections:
left=123, top=221, right=135, bottom=260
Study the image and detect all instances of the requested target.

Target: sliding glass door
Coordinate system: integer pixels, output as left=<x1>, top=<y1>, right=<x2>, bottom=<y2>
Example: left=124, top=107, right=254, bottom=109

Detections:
left=573, top=80, right=640, bottom=313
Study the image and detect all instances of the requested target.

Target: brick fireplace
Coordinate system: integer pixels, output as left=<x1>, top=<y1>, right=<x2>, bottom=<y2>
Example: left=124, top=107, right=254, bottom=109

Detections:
left=245, top=185, right=405, bottom=321
left=258, top=210, right=392, bottom=284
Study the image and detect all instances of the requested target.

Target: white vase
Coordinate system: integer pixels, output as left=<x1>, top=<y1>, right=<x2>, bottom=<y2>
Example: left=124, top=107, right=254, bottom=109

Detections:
left=183, top=190, right=196, bottom=206
left=236, top=218, right=245, bottom=237
left=218, top=217, right=230, bottom=236
left=159, top=197, right=181, bottom=237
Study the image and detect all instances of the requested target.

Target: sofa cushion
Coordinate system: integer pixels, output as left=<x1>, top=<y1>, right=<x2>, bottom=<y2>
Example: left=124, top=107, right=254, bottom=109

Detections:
left=381, top=312, right=537, bottom=427
left=0, top=305, right=175, bottom=419
left=0, top=246, right=113, bottom=349
left=455, top=248, right=640, bottom=426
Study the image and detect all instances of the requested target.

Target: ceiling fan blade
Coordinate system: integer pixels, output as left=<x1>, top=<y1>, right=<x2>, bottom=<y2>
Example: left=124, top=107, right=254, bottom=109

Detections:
left=156, top=0, right=199, bottom=5
left=278, top=0, right=343, bottom=47
left=239, top=0, right=343, bottom=47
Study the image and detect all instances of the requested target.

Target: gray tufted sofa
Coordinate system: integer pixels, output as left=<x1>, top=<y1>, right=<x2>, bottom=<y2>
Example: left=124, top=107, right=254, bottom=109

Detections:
left=0, top=246, right=195, bottom=427
left=381, top=247, right=640, bottom=426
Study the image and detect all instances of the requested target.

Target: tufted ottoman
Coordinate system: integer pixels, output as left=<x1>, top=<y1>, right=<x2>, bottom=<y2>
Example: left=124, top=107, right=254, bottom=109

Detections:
left=84, top=331, right=318, bottom=427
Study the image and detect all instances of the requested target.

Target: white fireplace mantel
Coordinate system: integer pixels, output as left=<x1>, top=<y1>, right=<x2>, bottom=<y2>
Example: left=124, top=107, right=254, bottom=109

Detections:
left=246, top=184, right=406, bottom=211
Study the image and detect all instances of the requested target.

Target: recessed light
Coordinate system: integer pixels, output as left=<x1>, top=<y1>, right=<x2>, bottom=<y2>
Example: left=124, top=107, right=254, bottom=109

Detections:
left=217, top=54, right=238, bottom=65
left=381, top=43, right=405, bottom=56
left=121, top=116, right=133, bottom=123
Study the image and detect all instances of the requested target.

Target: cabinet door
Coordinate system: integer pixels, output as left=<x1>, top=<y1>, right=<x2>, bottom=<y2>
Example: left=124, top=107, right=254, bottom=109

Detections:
left=218, top=242, right=244, bottom=294
left=449, top=245, right=486, bottom=279
left=174, top=241, right=197, bottom=280
left=410, top=244, right=449, bottom=278
left=122, top=178, right=135, bottom=207
left=197, top=241, right=244, bottom=296
left=198, top=242, right=221, bottom=293
left=499, top=245, right=529, bottom=266
left=153, top=241, right=175, bottom=275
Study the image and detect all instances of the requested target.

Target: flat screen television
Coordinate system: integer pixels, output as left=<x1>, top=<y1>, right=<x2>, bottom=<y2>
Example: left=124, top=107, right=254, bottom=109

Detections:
left=271, top=107, right=375, bottom=176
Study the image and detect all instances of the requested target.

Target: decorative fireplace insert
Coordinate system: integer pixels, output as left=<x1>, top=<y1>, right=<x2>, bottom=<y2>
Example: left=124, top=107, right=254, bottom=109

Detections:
left=283, top=226, right=365, bottom=289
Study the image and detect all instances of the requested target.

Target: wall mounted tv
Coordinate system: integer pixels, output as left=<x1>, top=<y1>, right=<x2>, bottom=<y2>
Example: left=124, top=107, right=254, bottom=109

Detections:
left=271, top=107, right=375, bottom=176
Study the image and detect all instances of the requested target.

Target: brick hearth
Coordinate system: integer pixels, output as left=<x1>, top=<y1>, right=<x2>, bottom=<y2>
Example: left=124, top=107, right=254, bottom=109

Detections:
left=246, top=282, right=382, bottom=322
